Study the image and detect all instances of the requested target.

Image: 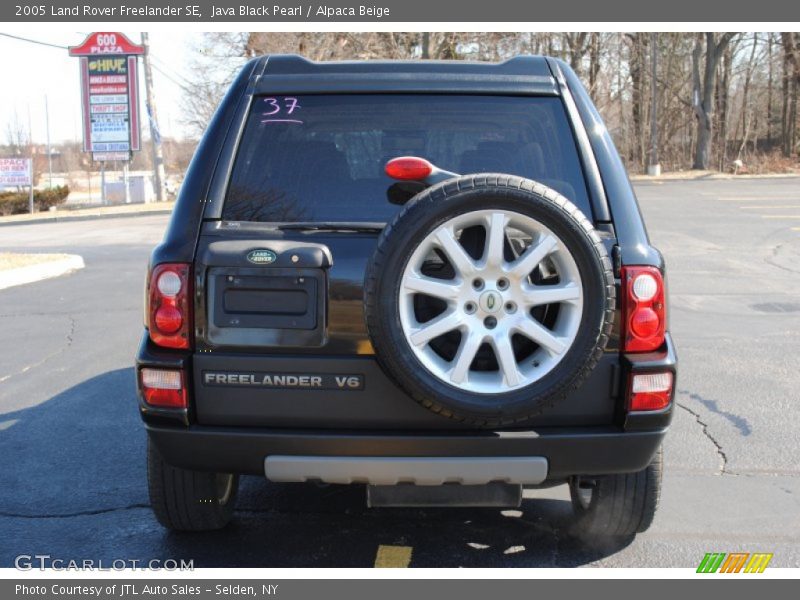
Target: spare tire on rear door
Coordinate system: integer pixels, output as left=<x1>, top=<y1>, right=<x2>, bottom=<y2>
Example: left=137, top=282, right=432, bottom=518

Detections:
left=364, top=174, right=615, bottom=426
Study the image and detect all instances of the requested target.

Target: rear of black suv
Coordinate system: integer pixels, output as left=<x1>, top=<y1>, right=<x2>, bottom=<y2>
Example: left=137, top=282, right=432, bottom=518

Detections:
left=136, top=55, right=676, bottom=537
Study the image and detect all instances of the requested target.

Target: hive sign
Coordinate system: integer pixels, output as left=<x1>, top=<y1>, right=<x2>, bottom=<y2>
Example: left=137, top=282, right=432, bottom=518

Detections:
left=68, top=32, right=144, bottom=163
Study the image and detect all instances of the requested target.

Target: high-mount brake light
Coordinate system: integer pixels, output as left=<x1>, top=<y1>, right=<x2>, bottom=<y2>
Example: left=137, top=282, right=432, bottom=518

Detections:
left=385, top=156, right=434, bottom=181
left=147, top=263, right=192, bottom=349
left=622, top=266, right=666, bottom=353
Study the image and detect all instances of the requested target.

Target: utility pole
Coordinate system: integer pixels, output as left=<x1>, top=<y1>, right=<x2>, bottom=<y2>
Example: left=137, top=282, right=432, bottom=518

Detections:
left=27, top=104, right=34, bottom=214
left=647, top=31, right=661, bottom=176
left=45, top=95, right=53, bottom=188
left=141, top=32, right=165, bottom=202
left=100, top=162, right=107, bottom=205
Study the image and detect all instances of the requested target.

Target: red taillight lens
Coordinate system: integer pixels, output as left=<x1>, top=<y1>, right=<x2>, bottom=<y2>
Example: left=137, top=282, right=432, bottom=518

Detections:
left=622, top=266, right=666, bottom=352
left=154, top=306, right=182, bottom=333
left=147, top=263, right=191, bottom=349
left=385, top=156, right=434, bottom=181
left=628, top=372, right=673, bottom=411
left=140, top=368, right=186, bottom=408
left=630, top=307, right=659, bottom=338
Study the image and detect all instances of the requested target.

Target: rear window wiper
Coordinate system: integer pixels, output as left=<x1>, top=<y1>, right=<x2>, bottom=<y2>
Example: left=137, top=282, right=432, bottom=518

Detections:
left=276, top=222, right=385, bottom=233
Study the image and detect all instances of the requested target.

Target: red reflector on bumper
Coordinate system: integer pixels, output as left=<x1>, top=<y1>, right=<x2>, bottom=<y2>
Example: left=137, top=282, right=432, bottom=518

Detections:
left=140, top=368, right=186, bottom=409
left=628, top=372, right=673, bottom=412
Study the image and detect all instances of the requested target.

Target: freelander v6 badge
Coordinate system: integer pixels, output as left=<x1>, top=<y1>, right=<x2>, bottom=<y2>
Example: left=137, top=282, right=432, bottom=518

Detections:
left=203, top=372, right=365, bottom=391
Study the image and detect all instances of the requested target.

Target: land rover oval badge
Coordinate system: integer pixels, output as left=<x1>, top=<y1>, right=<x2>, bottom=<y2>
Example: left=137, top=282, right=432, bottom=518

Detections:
left=246, top=249, right=277, bottom=264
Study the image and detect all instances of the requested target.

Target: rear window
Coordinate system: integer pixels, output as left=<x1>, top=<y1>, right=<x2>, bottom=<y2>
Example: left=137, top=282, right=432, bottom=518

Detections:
left=223, top=94, right=592, bottom=223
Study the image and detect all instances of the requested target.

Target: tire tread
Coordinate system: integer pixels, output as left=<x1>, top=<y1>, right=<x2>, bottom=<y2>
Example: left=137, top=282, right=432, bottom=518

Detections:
left=570, top=447, right=663, bottom=538
left=147, top=439, right=238, bottom=531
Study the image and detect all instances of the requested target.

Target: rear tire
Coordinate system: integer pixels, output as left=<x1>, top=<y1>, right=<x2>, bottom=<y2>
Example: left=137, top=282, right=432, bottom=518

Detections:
left=147, top=438, right=238, bottom=531
left=569, top=446, right=662, bottom=539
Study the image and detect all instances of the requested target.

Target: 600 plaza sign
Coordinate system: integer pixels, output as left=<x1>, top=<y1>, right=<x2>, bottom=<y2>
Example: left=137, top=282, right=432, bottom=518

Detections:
left=68, top=32, right=144, bottom=162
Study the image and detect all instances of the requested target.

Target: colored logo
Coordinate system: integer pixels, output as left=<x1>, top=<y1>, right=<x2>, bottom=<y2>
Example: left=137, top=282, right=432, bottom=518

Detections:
left=246, top=249, right=277, bottom=265
left=696, top=552, right=773, bottom=573
left=479, top=290, right=500, bottom=313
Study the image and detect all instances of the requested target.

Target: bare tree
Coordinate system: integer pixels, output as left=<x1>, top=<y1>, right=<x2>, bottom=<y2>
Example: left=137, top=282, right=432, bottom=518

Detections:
left=692, top=33, right=737, bottom=169
left=175, top=31, right=800, bottom=174
left=714, top=37, right=737, bottom=171
left=181, top=33, right=249, bottom=137
left=781, top=33, right=800, bottom=156
left=588, top=33, right=601, bottom=100
left=736, top=33, right=761, bottom=161
left=4, top=109, right=30, bottom=155
left=627, top=33, right=648, bottom=168
left=562, top=33, right=589, bottom=76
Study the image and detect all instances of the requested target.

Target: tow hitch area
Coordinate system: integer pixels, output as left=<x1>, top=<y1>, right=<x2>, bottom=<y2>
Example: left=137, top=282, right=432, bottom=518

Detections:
left=367, top=482, right=522, bottom=508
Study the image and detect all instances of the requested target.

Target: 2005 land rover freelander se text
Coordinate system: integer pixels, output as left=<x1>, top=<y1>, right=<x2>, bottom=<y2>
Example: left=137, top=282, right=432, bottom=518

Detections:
left=136, top=55, right=676, bottom=538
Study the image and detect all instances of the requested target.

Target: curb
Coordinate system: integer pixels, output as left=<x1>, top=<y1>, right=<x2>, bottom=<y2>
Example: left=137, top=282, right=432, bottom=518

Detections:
left=0, top=255, right=86, bottom=291
left=0, top=206, right=174, bottom=228
left=630, top=172, right=800, bottom=182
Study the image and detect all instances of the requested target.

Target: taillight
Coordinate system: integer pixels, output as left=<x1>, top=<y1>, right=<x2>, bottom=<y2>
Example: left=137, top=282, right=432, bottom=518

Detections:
left=147, top=263, right=192, bottom=349
left=621, top=266, right=666, bottom=352
left=385, top=156, right=434, bottom=181
left=628, top=372, right=673, bottom=411
left=140, top=368, right=187, bottom=408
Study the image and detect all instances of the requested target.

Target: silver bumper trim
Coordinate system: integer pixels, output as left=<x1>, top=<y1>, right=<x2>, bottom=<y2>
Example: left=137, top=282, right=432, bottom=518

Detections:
left=264, top=455, right=548, bottom=485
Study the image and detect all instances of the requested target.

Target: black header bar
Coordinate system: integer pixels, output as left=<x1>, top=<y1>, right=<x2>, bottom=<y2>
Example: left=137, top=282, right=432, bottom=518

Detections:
left=2, top=0, right=799, bottom=22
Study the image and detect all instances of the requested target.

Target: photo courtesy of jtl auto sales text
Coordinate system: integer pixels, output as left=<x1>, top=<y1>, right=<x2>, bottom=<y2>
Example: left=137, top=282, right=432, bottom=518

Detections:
left=0, top=0, right=798, bottom=594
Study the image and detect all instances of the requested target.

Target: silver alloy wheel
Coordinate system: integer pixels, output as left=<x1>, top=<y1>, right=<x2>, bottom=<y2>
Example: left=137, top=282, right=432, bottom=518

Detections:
left=399, top=209, right=583, bottom=394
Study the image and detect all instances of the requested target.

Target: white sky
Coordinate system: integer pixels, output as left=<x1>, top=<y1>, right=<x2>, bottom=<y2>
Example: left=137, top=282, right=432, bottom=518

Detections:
left=0, top=30, right=201, bottom=144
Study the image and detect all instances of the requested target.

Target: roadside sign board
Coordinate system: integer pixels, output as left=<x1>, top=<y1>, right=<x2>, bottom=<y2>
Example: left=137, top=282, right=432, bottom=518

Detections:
left=91, top=151, right=133, bottom=162
left=0, top=158, right=32, bottom=186
left=69, top=33, right=144, bottom=162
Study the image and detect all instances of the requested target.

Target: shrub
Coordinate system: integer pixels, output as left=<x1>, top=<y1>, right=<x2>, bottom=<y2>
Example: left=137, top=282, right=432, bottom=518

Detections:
left=0, top=185, right=70, bottom=216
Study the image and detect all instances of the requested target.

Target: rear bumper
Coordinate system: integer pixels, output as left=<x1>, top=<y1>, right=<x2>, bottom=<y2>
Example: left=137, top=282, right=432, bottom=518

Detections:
left=146, top=423, right=667, bottom=480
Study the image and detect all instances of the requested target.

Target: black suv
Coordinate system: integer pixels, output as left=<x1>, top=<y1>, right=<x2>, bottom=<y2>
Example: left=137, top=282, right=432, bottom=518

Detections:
left=137, top=55, right=676, bottom=538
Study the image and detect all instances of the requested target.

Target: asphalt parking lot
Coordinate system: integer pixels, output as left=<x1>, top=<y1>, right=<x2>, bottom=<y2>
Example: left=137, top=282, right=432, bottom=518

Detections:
left=1, top=177, right=798, bottom=568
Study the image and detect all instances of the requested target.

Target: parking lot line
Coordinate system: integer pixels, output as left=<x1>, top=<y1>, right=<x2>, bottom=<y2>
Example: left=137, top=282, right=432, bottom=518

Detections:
left=374, top=545, right=413, bottom=568
left=761, top=215, right=800, bottom=219
left=740, top=205, right=800, bottom=209
left=715, top=196, right=799, bottom=201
